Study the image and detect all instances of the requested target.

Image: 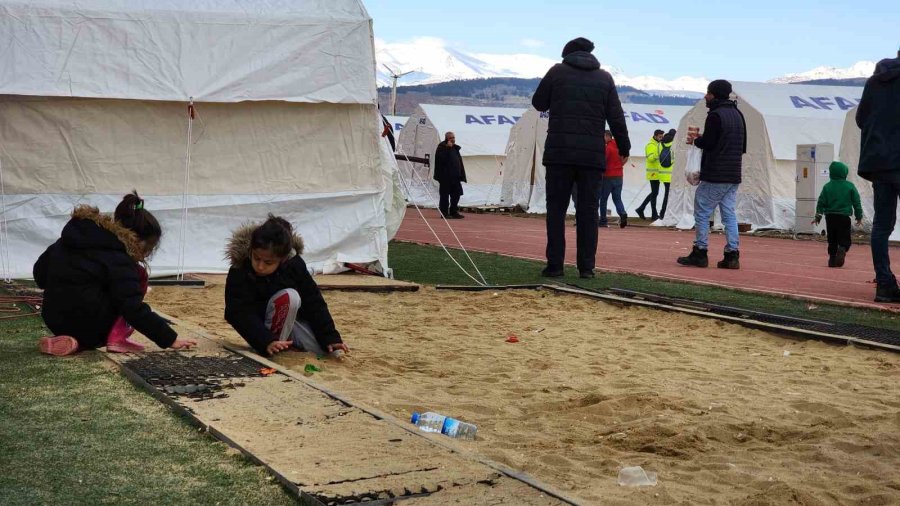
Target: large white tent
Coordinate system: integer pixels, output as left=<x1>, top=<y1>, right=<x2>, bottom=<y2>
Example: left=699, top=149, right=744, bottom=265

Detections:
left=839, top=106, right=900, bottom=242
left=502, top=104, right=692, bottom=215
left=662, top=82, right=863, bottom=230
left=0, top=0, right=405, bottom=278
left=397, top=104, right=525, bottom=207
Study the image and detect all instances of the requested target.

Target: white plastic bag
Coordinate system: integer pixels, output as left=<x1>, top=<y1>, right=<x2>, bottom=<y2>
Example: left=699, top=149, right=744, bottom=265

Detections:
left=685, top=145, right=702, bottom=186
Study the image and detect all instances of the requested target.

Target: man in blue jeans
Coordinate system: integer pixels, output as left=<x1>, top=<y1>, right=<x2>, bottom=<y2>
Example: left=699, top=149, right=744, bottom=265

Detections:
left=856, top=49, right=900, bottom=303
left=678, top=79, right=747, bottom=269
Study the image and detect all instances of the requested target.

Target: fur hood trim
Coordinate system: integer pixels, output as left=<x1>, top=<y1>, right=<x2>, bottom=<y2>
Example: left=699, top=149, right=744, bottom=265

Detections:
left=71, top=205, right=143, bottom=262
left=225, top=222, right=305, bottom=266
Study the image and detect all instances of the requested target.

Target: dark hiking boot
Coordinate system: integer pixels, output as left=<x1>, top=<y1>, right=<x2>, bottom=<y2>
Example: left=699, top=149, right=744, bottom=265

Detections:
left=541, top=267, right=564, bottom=278
left=677, top=246, right=708, bottom=267
left=636, top=208, right=646, bottom=220
left=579, top=270, right=595, bottom=279
left=619, top=214, right=628, bottom=228
left=834, top=246, right=846, bottom=267
left=650, top=214, right=660, bottom=221
left=828, top=255, right=836, bottom=268
left=717, top=250, right=740, bottom=269
left=874, top=284, right=900, bottom=303
left=448, top=213, right=464, bottom=219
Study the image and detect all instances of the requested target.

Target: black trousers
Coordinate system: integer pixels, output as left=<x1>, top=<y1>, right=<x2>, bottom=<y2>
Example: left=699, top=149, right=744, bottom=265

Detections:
left=825, top=214, right=852, bottom=256
left=546, top=165, right=600, bottom=272
left=638, top=180, right=661, bottom=217
left=439, top=190, right=461, bottom=217
left=659, top=182, right=670, bottom=219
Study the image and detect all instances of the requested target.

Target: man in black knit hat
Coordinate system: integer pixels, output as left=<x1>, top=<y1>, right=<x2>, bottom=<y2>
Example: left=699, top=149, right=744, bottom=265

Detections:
left=532, top=37, right=630, bottom=279
left=677, top=79, right=747, bottom=269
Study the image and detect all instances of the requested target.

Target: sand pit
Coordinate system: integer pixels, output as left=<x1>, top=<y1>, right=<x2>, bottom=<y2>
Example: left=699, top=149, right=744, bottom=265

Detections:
left=147, top=284, right=900, bottom=505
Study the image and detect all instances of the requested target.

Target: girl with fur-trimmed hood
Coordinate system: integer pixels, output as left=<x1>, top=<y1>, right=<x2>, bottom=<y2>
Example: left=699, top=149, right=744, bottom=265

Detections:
left=33, top=192, right=197, bottom=356
left=224, top=215, right=347, bottom=357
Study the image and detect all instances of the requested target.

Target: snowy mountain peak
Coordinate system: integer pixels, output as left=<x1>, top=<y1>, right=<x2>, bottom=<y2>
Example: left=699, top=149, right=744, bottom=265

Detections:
left=375, top=37, right=708, bottom=94
left=768, top=61, right=875, bottom=84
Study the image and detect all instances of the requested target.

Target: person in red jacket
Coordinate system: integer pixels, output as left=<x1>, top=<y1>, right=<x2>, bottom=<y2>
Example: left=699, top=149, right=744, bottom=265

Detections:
left=599, top=131, right=629, bottom=228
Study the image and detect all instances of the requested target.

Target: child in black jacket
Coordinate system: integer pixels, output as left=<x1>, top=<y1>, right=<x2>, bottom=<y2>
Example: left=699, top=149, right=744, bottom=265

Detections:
left=224, top=215, right=348, bottom=357
left=33, top=192, right=197, bottom=355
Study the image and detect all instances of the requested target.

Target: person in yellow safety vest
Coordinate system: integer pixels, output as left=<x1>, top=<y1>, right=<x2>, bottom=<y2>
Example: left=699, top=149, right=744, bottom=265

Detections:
left=636, top=129, right=665, bottom=221
left=657, top=129, right=676, bottom=219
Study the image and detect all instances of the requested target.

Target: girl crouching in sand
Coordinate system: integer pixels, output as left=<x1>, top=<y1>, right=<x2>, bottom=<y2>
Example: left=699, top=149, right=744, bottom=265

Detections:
left=224, top=215, right=349, bottom=357
left=33, top=192, right=197, bottom=355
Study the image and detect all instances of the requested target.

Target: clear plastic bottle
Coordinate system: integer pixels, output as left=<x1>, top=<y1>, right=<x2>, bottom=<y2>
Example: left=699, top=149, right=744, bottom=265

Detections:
left=411, top=411, right=446, bottom=433
left=441, top=417, right=477, bottom=441
left=410, top=411, right=477, bottom=440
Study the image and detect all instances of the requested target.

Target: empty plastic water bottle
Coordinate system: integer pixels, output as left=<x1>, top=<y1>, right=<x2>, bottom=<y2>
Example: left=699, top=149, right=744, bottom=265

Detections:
left=410, top=412, right=477, bottom=440
left=411, top=411, right=447, bottom=434
left=441, top=417, right=477, bottom=440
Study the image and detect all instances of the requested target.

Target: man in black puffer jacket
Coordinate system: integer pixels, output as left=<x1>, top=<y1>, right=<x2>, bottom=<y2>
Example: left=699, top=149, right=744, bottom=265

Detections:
left=678, top=79, right=747, bottom=270
left=856, top=50, right=900, bottom=303
left=532, top=37, right=630, bottom=279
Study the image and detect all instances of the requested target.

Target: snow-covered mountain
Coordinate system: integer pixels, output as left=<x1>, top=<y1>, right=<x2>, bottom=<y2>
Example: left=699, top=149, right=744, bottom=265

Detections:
left=376, top=37, right=871, bottom=94
left=768, top=61, right=875, bottom=84
left=375, top=37, right=708, bottom=94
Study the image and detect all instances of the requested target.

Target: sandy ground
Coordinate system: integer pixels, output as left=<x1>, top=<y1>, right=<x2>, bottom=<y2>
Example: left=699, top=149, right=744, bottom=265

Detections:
left=147, top=284, right=900, bottom=505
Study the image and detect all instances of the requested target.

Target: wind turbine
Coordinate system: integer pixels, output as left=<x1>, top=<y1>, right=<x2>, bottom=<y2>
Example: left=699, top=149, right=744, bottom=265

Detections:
left=383, top=64, right=415, bottom=115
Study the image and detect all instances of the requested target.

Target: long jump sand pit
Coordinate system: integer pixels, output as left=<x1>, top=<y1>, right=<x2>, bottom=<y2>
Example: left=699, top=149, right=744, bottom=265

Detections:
left=148, top=284, right=900, bottom=505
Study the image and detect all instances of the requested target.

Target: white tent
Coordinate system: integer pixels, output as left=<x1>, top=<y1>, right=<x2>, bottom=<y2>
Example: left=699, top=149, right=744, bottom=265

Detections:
left=840, top=106, right=900, bottom=241
left=397, top=104, right=525, bottom=207
left=662, top=82, right=863, bottom=230
left=501, top=104, right=692, bottom=215
left=0, top=0, right=405, bottom=278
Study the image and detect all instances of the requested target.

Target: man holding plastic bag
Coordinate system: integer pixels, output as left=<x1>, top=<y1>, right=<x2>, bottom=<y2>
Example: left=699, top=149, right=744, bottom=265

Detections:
left=677, top=79, right=747, bottom=269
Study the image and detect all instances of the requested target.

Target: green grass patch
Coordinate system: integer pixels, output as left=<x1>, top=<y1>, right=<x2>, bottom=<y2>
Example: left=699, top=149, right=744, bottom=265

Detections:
left=0, top=304, right=296, bottom=506
left=388, top=241, right=900, bottom=331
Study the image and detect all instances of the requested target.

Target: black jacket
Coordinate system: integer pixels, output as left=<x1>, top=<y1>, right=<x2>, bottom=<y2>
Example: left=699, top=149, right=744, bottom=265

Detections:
left=433, top=141, right=467, bottom=184
left=532, top=51, right=630, bottom=169
left=223, top=224, right=342, bottom=356
left=694, top=99, right=747, bottom=184
left=33, top=206, right=177, bottom=350
left=856, top=57, right=900, bottom=182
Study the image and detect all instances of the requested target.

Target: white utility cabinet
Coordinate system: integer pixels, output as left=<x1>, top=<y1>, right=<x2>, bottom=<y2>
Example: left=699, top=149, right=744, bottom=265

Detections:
left=795, top=143, right=833, bottom=234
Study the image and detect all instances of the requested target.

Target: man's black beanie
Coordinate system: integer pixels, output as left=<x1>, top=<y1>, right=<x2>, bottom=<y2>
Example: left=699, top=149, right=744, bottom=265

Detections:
left=562, top=37, right=594, bottom=57
left=708, top=79, right=733, bottom=100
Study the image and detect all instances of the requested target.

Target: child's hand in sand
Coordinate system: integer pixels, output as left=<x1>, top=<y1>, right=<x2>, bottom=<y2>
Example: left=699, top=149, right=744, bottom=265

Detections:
left=171, top=339, right=197, bottom=350
left=328, top=343, right=350, bottom=354
left=267, top=340, right=292, bottom=355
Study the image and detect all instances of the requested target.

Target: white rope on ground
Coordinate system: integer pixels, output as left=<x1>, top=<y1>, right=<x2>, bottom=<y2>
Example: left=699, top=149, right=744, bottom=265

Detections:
left=402, top=155, right=490, bottom=286
left=394, top=145, right=489, bottom=286
left=177, top=99, right=196, bottom=281
left=0, top=155, right=11, bottom=282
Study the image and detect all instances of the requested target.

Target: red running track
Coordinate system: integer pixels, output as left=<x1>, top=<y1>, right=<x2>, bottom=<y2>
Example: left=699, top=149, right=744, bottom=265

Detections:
left=395, top=209, right=900, bottom=312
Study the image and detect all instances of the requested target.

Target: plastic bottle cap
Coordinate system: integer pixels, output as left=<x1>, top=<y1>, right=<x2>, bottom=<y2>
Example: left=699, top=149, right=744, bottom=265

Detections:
left=410, top=412, right=420, bottom=424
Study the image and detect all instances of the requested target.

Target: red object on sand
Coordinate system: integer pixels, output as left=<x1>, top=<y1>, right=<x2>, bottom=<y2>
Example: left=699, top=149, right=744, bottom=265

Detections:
left=505, top=335, right=520, bottom=343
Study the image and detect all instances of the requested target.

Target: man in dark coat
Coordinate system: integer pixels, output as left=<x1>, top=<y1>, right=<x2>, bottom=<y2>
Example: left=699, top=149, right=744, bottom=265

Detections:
left=532, top=37, right=630, bottom=278
left=677, top=79, right=747, bottom=270
left=856, top=49, right=900, bottom=303
left=433, top=131, right=467, bottom=219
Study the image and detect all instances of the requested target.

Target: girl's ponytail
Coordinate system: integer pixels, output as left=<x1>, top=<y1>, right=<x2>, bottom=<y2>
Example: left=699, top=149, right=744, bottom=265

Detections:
left=114, top=190, right=162, bottom=258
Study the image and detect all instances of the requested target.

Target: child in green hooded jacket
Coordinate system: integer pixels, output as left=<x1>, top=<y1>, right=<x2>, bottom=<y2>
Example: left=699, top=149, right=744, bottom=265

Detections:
left=814, top=161, right=863, bottom=268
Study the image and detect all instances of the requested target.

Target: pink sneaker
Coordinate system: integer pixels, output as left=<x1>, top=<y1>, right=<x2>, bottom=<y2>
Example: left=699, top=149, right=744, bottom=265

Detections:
left=39, top=335, right=79, bottom=356
left=106, top=317, right=145, bottom=353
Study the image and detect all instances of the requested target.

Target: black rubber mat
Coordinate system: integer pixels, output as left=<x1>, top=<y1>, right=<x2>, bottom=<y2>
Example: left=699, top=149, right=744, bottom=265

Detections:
left=124, top=352, right=266, bottom=401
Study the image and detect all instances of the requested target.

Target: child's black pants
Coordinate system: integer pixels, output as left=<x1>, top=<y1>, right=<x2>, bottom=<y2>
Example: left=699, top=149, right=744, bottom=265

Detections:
left=825, top=214, right=852, bottom=256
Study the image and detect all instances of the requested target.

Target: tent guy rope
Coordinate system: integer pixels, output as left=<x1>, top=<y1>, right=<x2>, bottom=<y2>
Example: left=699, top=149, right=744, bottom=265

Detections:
left=395, top=146, right=489, bottom=286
